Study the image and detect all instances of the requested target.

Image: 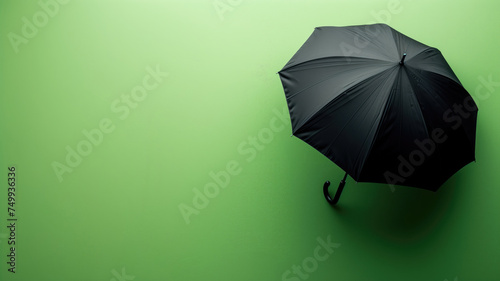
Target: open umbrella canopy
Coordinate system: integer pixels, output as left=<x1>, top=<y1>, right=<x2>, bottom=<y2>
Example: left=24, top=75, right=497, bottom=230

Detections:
left=278, top=24, right=477, bottom=194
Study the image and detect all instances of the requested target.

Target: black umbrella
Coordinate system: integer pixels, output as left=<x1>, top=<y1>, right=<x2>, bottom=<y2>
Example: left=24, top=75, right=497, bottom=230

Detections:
left=278, top=24, right=477, bottom=205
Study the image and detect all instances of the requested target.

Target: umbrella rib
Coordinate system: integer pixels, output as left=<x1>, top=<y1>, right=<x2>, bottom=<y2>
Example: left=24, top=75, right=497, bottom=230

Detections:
left=321, top=92, right=377, bottom=177
left=355, top=71, right=401, bottom=178
left=408, top=66, right=477, bottom=154
left=405, top=46, right=436, bottom=63
left=285, top=63, right=393, bottom=103
left=414, top=63, right=463, bottom=87
left=279, top=56, right=391, bottom=73
left=403, top=66, right=432, bottom=141
left=404, top=48, right=463, bottom=85
left=300, top=68, right=399, bottom=179
left=293, top=66, right=396, bottom=134
left=356, top=66, right=437, bottom=180
left=405, top=66, right=450, bottom=181
left=348, top=68, right=402, bottom=177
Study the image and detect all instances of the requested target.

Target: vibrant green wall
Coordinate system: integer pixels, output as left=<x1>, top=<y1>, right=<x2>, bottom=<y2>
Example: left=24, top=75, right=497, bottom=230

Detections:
left=1, top=0, right=499, bottom=280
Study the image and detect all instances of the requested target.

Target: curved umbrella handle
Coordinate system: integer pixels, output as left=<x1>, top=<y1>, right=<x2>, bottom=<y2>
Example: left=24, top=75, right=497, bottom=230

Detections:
left=323, top=172, right=348, bottom=205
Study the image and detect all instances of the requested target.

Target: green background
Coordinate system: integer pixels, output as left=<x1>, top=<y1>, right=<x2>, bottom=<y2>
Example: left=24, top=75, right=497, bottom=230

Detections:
left=1, top=0, right=499, bottom=280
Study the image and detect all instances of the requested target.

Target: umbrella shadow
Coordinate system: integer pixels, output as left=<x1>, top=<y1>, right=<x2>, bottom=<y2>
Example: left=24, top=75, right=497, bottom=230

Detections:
left=328, top=180, right=459, bottom=243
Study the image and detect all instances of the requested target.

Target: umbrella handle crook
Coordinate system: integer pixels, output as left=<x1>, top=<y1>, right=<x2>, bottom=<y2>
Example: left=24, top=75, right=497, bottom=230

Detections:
left=323, top=172, right=348, bottom=205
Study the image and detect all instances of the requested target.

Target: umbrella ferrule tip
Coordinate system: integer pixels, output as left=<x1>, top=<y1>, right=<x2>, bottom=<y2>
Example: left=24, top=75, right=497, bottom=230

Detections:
left=400, top=53, right=407, bottom=65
